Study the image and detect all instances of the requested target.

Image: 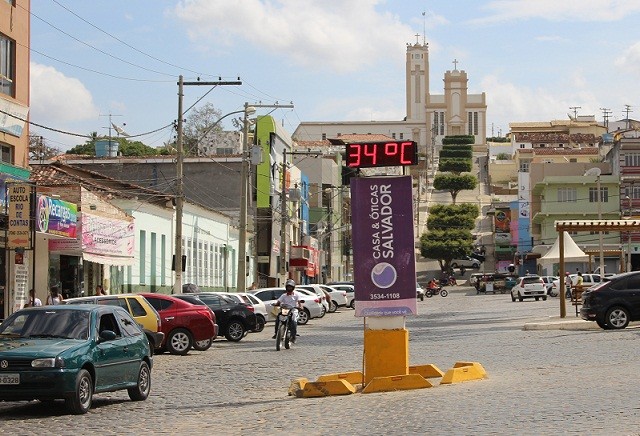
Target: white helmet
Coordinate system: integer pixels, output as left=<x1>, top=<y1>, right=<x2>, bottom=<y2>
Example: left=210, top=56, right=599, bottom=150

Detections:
left=285, top=279, right=296, bottom=288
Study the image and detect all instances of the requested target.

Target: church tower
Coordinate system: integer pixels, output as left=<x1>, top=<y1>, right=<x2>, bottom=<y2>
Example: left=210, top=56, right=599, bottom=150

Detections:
left=405, top=41, right=429, bottom=122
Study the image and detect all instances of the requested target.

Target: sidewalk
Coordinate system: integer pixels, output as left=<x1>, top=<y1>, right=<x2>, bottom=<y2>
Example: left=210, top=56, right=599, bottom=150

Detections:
left=523, top=316, right=601, bottom=331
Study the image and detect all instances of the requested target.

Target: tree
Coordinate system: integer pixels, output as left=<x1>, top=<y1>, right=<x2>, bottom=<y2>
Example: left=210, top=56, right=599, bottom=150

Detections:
left=427, top=213, right=475, bottom=231
left=438, top=158, right=472, bottom=174
left=442, top=135, right=474, bottom=145
left=420, top=229, right=474, bottom=272
left=430, top=203, right=479, bottom=218
left=66, top=131, right=99, bottom=155
left=433, top=174, right=478, bottom=204
left=29, top=134, right=61, bottom=160
left=119, top=139, right=159, bottom=156
left=440, top=149, right=473, bottom=159
left=183, top=102, right=223, bottom=155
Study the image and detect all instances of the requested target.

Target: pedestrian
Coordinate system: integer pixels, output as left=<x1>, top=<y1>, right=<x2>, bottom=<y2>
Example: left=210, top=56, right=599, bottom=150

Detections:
left=480, top=245, right=486, bottom=256
left=576, top=271, right=583, bottom=287
left=46, top=286, right=64, bottom=305
left=96, top=285, right=107, bottom=295
left=24, top=288, right=42, bottom=308
left=564, top=272, right=572, bottom=299
left=248, top=282, right=258, bottom=291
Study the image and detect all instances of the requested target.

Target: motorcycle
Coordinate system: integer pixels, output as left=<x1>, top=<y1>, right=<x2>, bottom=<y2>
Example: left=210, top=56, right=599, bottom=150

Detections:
left=274, top=304, right=296, bottom=351
left=439, top=275, right=457, bottom=286
left=426, top=286, right=448, bottom=298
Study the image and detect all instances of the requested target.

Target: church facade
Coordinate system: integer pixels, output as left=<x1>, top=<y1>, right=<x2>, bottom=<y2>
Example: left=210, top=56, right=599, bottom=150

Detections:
left=293, top=41, right=487, bottom=151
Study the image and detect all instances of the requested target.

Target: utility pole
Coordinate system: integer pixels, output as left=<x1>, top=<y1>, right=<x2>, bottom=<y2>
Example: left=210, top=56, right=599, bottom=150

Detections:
left=569, top=106, right=581, bottom=120
left=173, top=76, right=241, bottom=294
left=600, top=107, right=612, bottom=132
left=624, top=104, right=633, bottom=129
left=99, top=113, right=123, bottom=156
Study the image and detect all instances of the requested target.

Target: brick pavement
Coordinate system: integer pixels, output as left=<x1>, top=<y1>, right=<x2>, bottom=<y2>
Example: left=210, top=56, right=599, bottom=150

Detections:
left=1, top=292, right=639, bottom=434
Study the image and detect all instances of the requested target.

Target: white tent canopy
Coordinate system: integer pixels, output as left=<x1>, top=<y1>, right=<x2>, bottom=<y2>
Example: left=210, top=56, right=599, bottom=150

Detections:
left=539, top=231, right=589, bottom=264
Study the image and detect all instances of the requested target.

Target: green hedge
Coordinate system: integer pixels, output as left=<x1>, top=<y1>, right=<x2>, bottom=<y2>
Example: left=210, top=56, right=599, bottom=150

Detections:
left=442, top=135, right=475, bottom=145
left=440, top=149, right=473, bottom=159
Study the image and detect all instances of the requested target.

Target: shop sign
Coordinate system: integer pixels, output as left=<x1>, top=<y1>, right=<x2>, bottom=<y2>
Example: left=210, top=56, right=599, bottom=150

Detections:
left=8, top=184, right=32, bottom=249
left=36, top=195, right=77, bottom=238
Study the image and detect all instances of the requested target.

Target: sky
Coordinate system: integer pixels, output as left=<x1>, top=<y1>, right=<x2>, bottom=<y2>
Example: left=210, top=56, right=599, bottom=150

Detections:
left=26, top=0, right=640, bottom=151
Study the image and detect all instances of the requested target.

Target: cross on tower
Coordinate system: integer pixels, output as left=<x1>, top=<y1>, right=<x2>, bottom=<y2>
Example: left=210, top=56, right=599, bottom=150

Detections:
left=415, top=33, right=420, bottom=44
left=452, top=59, right=459, bottom=70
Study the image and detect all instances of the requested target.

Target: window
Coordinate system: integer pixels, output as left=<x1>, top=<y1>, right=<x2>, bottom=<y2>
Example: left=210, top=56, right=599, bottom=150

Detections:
left=589, top=187, right=609, bottom=203
left=117, top=311, right=142, bottom=337
left=0, top=33, right=14, bottom=96
left=145, top=296, right=173, bottom=311
left=624, top=153, right=640, bottom=167
left=625, top=185, right=640, bottom=199
left=99, top=313, right=122, bottom=337
left=1, top=143, right=12, bottom=164
left=399, top=133, right=404, bottom=140
left=467, top=112, right=479, bottom=136
left=321, top=133, right=326, bottom=140
left=127, top=298, right=147, bottom=317
left=519, top=160, right=531, bottom=173
left=391, top=133, right=396, bottom=139
left=557, top=187, right=577, bottom=202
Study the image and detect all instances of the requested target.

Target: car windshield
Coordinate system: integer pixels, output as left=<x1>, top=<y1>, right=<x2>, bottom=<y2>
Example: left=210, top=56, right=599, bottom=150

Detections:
left=0, top=309, right=90, bottom=340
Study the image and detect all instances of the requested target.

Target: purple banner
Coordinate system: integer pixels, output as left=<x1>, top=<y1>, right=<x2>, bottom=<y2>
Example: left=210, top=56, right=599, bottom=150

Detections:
left=351, top=176, right=417, bottom=317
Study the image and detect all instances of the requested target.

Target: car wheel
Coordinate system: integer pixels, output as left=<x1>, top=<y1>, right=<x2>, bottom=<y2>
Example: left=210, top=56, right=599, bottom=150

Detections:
left=225, top=320, right=246, bottom=342
left=297, top=308, right=310, bottom=325
left=253, top=315, right=265, bottom=332
left=320, top=305, right=327, bottom=317
left=511, top=294, right=516, bottom=302
left=167, top=328, right=192, bottom=355
left=518, top=292, right=523, bottom=302
left=542, top=297, right=547, bottom=301
left=451, top=263, right=458, bottom=269
left=193, top=337, right=213, bottom=351
left=535, top=297, right=540, bottom=301
left=349, top=299, right=355, bottom=309
left=419, top=294, right=424, bottom=301
left=606, top=306, right=630, bottom=329
left=128, top=361, right=151, bottom=401
left=329, top=300, right=338, bottom=313
left=65, top=369, right=93, bottom=414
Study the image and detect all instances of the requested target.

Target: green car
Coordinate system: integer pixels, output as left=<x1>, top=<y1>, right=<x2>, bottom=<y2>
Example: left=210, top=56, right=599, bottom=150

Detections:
left=0, top=305, right=153, bottom=414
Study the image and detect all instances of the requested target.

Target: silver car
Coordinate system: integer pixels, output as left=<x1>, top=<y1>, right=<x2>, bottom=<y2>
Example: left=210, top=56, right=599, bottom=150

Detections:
left=249, top=287, right=324, bottom=325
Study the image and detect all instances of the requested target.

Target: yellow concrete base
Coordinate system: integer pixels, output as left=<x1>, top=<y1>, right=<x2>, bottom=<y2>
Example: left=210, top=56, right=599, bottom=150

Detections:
left=288, top=377, right=308, bottom=396
left=299, top=380, right=356, bottom=398
left=408, top=364, right=445, bottom=379
left=440, top=361, right=487, bottom=384
left=362, top=374, right=433, bottom=393
left=363, top=329, right=409, bottom=384
left=316, top=371, right=364, bottom=386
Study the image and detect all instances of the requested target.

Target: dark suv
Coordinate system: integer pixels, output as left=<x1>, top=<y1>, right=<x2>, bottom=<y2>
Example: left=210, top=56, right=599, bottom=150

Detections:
left=580, top=272, right=640, bottom=329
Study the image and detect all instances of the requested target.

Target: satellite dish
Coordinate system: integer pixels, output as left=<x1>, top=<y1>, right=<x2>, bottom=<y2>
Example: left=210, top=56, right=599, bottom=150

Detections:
left=584, top=167, right=601, bottom=177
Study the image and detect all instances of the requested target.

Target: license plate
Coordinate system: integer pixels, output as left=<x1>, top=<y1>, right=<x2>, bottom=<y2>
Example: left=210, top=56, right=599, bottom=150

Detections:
left=0, top=373, right=19, bottom=385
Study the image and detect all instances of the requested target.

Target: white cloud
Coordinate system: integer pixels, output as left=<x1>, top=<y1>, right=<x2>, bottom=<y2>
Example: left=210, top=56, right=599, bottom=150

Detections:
left=615, top=41, right=640, bottom=74
left=472, top=0, right=640, bottom=24
left=30, top=63, right=99, bottom=124
left=173, top=0, right=414, bottom=73
left=480, top=74, right=600, bottom=128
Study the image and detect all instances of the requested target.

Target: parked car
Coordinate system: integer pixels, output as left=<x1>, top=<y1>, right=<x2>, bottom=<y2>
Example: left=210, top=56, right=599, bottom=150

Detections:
left=416, top=282, right=426, bottom=301
left=174, top=293, right=257, bottom=341
left=63, top=294, right=164, bottom=353
left=551, top=273, right=603, bottom=293
left=296, top=288, right=329, bottom=316
left=249, top=287, right=324, bottom=324
left=540, top=276, right=559, bottom=296
left=0, top=305, right=152, bottom=414
left=580, top=271, right=640, bottom=329
left=450, top=256, right=481, bottom=269
left=213, top=292, right=268, bottom=332
left=511, top=275, right=547, bottom=302
left=140, top=293, right=217, bottom=355
left=296, top=284, right=330, bottom=315
left=318, top=284, right=349, bottom=310
left=329, top=284, right=355, bottom=309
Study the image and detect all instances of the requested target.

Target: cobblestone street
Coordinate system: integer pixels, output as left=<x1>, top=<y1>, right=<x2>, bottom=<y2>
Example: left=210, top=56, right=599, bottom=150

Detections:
left=1, top=290, right=639, bottom=435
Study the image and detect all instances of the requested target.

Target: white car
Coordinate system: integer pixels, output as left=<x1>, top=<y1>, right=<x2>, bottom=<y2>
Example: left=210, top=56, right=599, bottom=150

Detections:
left=329, top=284, right=355, bottom=309
left=296, top=288, right=328, bottom=317
left=296, top=284, right=330, bottom=314
left=318, top=284, right=348, bottom=309
left=539, top=276, right=558, bottom=296
left=450, top=256, right=481, bottom=269
left=551, top=273, right=603, bottom=294
left=249, top=287, right=324, bottom=325
left=511, top=275, right=547, bottom=302
left=211, top=291, right=269, bottom=332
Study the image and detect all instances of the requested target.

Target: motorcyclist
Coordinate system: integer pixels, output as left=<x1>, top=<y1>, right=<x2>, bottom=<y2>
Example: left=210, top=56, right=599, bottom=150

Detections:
left=428, top=278, right=438, bottom=291
left=271, top=279, right=303, bottom=342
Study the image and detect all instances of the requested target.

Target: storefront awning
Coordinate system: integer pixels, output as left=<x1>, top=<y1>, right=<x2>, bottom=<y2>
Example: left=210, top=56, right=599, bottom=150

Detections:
left=83, top=252, right=135, bottom=266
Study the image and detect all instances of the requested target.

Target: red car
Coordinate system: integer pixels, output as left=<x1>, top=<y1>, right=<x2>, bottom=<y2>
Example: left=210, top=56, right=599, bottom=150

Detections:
left=140, top=293, right=217, bottom=355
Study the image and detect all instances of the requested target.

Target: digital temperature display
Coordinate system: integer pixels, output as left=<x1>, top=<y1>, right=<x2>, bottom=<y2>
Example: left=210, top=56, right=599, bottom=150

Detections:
left=345, top=141, right=418, bottom=168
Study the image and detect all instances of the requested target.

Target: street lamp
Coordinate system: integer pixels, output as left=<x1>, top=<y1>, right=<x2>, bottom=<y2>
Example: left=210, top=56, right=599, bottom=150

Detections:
left=236, top=102, right=257, bottom=292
